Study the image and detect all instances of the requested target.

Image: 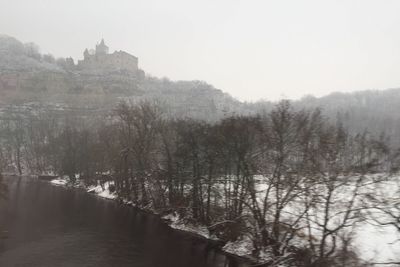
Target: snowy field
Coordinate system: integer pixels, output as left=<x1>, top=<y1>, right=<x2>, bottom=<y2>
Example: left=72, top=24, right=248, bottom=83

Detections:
left=354, top=177, right=400, bottom=264
left=219, top=174, right=400, bottom=265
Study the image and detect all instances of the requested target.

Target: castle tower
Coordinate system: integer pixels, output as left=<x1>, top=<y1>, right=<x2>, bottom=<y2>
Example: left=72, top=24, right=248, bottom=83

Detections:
left=83, top=48, right=90, bottom=59
left=95, top=39, right=109, bottom=55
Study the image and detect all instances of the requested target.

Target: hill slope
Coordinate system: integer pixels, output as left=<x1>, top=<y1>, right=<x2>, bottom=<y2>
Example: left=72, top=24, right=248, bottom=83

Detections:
left=0, top=35, right=240, bottom=120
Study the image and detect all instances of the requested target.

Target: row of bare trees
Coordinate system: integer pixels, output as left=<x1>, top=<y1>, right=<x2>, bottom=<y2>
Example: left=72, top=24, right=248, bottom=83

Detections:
left=0, top=100, right=399, bottom=266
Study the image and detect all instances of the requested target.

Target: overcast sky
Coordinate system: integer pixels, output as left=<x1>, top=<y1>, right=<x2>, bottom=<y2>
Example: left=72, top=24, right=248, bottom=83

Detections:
left=1, top=0, right=400, bottom=101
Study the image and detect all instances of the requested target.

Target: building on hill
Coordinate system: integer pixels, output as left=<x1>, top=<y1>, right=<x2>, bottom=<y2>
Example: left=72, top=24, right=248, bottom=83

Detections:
left=77, top=39, right=139, bottom=74
left=95, top=39, right=109, bottom=55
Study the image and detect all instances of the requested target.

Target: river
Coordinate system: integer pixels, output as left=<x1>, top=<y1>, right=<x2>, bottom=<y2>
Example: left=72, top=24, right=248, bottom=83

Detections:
left=0, top=176, right=248, bottom=267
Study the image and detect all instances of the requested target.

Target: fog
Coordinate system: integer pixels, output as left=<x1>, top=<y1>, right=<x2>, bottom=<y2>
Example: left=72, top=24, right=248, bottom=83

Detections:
left=2, top=1, right=400, bottom=265
left=1, top=0, right=400, bottom=101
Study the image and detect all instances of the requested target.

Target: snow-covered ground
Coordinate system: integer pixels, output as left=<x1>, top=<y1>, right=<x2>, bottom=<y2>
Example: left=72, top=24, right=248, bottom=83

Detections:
left=86, top=181, right=117, bottom=200
left=256, top=174, right=400, bottom=265
left=50, top=176, right=117, bottom=200
left=354, top=177, right=400, bottom=264
left=356, top=223, right=400, bottom=264
left=162, top=212, right=216, bottom=240
left=214, top=174, right=400, bottom=264
left=50, top=177, right=68, bottom=186
left=223, top=236, right=255, bottom=257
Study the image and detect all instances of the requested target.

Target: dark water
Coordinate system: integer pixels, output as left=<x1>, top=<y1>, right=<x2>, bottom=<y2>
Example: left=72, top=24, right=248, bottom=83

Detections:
left=0, top=176, right=247, bottom=267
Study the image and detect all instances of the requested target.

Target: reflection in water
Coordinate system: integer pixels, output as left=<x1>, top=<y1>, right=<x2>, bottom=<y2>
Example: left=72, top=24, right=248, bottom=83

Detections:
left=0, top=176, right=247, bottom=267
left=0, top=173, right=8, bottom=243
left=0, top=173, right=7, bottom=200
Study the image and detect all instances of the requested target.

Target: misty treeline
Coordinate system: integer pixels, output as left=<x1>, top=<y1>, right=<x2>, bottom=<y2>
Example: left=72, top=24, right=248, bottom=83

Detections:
left=1, top=100, right=400, bottom=266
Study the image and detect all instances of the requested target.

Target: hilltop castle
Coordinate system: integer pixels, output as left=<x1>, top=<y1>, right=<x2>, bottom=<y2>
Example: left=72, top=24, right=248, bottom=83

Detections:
left=76, top=39, right=139, bottom=74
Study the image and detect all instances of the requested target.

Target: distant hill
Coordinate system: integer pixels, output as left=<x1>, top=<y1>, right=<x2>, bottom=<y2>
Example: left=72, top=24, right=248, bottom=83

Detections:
left=0, top=35, right=64, bottom=72
left=296, top=89, right=400, bottom=143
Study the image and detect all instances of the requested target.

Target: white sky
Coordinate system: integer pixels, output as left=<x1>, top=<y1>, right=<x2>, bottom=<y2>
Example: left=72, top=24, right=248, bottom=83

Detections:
left=1, top=0, right=400, bottom=101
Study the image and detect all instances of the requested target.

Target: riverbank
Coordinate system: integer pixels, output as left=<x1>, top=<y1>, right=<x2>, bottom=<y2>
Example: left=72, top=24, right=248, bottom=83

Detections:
left=48, top=176, right=257, bottom=265
left=47, top=174, right=400, bottom=266
left=2, top=175, right=248, bottom=267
